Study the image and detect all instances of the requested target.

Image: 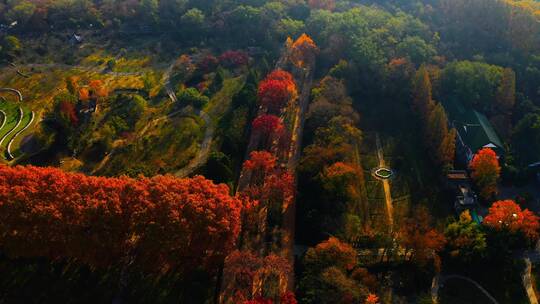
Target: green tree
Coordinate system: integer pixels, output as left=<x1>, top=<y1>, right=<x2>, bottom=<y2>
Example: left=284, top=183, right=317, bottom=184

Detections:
left=441, top=61, right=504, bottom=109
left=513, top=113, right=540, bottom=165
left=444, top=211, right=487, bottom=262
left=177, top=87, right=209, bottom=109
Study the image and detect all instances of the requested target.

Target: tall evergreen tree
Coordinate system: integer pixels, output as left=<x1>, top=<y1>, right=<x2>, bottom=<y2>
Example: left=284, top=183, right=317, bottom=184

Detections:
left=412, top=66, right=435, bottom=120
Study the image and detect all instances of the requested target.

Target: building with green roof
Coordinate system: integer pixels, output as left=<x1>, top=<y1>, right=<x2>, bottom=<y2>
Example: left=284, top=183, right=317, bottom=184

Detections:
left=443, top=99, right=504, bottom=164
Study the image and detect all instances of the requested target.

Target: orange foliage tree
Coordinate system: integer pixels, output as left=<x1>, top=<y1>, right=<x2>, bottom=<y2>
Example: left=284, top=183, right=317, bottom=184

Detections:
left=223, top=250, right=292, bottom=303
left=483, top=200, right=540, bottom=241
left=365, top=294, right=380, bottom=304
left=58, top=101, right=79, bottom=126
left=89, top=79, right=109, bottom=98
left=469, top=148, right=501, bottom=200
left=0, top=165, right=243, bottom=274
left=290, top=34, right=318, bottom=68
left=78, top=87, right=90, bottom=101
left=399, top=207, right=446, bottom=266
left=252, top=114, right=284, bottom=137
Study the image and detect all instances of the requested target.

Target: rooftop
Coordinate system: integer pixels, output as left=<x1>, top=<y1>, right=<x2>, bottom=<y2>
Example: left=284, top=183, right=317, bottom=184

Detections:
left=443, top=98, right=504, bottom=154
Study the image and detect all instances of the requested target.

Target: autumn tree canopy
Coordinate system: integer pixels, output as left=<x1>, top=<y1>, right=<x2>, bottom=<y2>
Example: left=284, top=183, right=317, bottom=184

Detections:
left=444, top=210, right=487, bottom=262
left=290, top=33, right=318, bottom=68
left=483, top=200, right=540, bottom=242
left=398, top=207, right=446, bottom=267
left=412, top=66, right=456, bottom=169
left=258, top=70, right=297, bottom=113
left=469, top=148, right=501, bottom=200
left=252, top=114, right=284, bottom=138
left=0, top=165, right=243, bottom=274
left=222, top=250, right=292, bottom=303
left=298, top=237, right=374, bottom=304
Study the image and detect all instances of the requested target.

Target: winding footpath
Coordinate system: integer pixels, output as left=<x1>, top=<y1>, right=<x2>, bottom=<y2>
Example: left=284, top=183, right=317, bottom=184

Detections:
left=0, top=107, right=23, bottom=148
left=0, top=110, right=6, bottom=131
left=6, top=111, right=35, bottom=160
left=0, top=88, right=23, bottom=102
left=162, top=59, right=214, bottom=178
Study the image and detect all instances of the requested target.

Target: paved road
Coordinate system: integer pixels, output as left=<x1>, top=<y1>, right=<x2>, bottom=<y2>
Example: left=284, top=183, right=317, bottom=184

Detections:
left=431, top=274, right=499, bottom=304
left=375, top=133, right=394, bottom=231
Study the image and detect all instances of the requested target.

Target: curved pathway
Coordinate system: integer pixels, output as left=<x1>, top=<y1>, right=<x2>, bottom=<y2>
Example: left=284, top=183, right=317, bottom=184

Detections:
left=6, top=111, right=34, bottom=160
left=523, top=257, right=539, bottom=304
left=174, top=109, right=214, bottom=177
left=432, top=274, right=499, bottom=304
left=0, top=110, right=6, bottom=132
left=0, top=107, right=23, bottom=148
left=0, top=88, right=23, bottom=102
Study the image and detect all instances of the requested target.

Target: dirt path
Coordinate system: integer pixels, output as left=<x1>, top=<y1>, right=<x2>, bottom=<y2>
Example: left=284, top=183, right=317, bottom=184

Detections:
left=375, top=133, right=394, bottom=231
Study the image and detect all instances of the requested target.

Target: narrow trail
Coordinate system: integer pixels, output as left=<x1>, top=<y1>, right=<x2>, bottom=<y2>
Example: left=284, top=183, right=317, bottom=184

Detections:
left=0, top=111, right=6, bottom=131
left=7, top=111, right=35, bottom=160
left=431, top=274, right=499, bottom=304
left=174, top=109, right=214, bottom=177
left=0, top=107, right=23, bottom=148
left=523, top=257, right=539, bottom=304
left=375, top=133, right=394, bottom=231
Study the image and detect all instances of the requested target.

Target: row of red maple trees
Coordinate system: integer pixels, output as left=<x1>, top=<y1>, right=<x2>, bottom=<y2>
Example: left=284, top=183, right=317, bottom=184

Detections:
left=0, top=165, right=243, bottom=274
left=224, top=68, right=298, bottom=304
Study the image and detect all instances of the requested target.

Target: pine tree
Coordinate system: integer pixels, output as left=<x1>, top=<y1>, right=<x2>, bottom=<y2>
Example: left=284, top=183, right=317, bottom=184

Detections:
left=412, top=66, right=435, bottom=120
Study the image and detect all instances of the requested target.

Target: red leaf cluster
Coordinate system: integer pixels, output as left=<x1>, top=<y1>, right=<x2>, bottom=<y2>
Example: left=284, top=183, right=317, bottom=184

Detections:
left=0, top=165, right=243, bottom=273
left=243, top=151, right=278, bottom=174
left=198, top=54, right=219, bottom=72
left=219, top=50, right=249, bottom=67
left=242, top=151, right=294, bottom=204
left=252, top=114, right=284, bottom=137
left=484, top=200, right=540, bottom=241
left=258, top=70, right=297, bottom=113
left=59, top=101, right=79, bottom=126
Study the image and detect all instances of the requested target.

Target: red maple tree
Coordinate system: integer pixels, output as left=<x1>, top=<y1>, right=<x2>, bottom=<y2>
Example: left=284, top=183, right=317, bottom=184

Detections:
left=252, top=114, right=284, bottom=137
left=483, top=200, right=540, bottom=241
left=258, top=70, right=297, bottom=113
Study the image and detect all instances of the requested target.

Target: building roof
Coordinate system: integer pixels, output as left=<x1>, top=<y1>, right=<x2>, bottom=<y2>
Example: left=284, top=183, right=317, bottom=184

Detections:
left=443, top=98, right=504, bottom=154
